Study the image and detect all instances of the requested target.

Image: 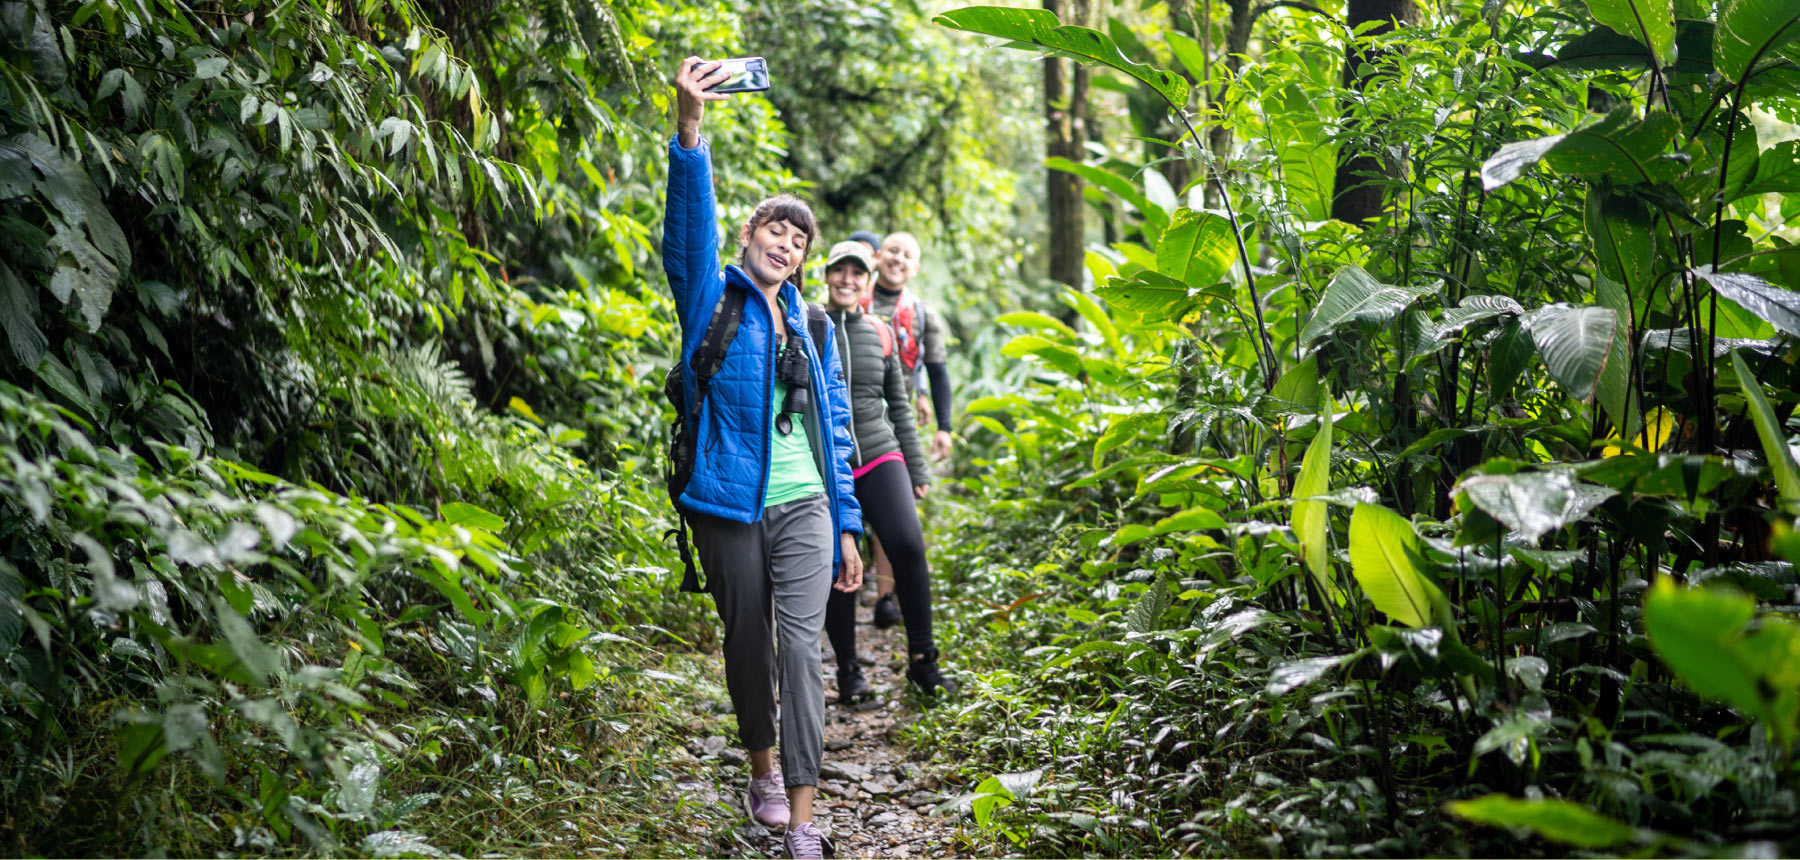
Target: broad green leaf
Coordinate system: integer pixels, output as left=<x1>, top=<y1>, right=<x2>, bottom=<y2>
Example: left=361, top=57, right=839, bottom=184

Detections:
left=1586, top=190, right=1656, bottom=311
left=1156, top=208, right=1236, bottom=290
left=1127, top=576, right=1171, bottom=633
left=1151, top=506, right=1226, bottom=535
left=1267, top=655, right=1346, bottom=695
left=1301, top=265, right=1438, bottom=344
left=1488, top=318, right=1535, bottom=398
left=1094, top=413, right=1161, bottom=468
left=1449, top=795, right=1637, bottom=848
left=1730, top=350, right=1800, bottom=511
left=1694, top=268, right=1800, bottom=339
left=1527, top=304, right=1619, bottom=402
left=1046, top=157, right=1169, bottom=240
left=995, top=311, right=1077, bottom=340
left=1061, top=288, right=1123, bottom=356
left=1347, top=504, right=1445, bottom=629
left=1435, top=295, right=1525, bottom=342
left=194, top=57, right=229, bottom=79
left=0, top=261, right=47, bottom=365
left=1583, top=0, right=1675, bottom=67
left=1593, top=277, right=1638, bottom=438
left=1645, top=578, right=1800, bottom=749
left=1292, top=394, right=1339, bottom=601
left=1738, top=140, right=1800, bottom=198
left=440, top=501, right=506, bottom=532
left=1483, top=110, right=1679, bottom=189
left=1531, top=25, right=1661, bottom=70
left=1166, top=31, right=1207, bottom=81
left=1714, top=0, right=1800, bottom=83
left=1002, top=334, right=1086, bottom=377
left=934, top=6, right=1189, bottom=107
left=1095, top=271, right=1218, bottom=322
left=1454, top=471, right=1617, bottom=541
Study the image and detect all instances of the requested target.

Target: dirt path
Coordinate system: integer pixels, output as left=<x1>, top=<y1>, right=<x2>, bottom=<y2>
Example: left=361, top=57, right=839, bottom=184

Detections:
left=676, top=598, right=966, bottom=858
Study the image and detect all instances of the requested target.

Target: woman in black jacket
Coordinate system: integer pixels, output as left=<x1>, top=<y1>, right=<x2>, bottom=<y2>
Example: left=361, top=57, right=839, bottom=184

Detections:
left=817, top=240, right=956, bottom=700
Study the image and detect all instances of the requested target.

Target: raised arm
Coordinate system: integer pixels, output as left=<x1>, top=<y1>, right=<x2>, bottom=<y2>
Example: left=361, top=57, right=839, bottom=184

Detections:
left=662, top=58, right=732, bottom=330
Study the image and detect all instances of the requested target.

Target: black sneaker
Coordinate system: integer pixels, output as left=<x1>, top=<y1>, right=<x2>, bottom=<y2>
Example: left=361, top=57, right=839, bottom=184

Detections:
left=836, top=664, right=874, bottom=704
left=872, top=592, right=901, bottom=629
left=906, top=647, right=958, bottom=697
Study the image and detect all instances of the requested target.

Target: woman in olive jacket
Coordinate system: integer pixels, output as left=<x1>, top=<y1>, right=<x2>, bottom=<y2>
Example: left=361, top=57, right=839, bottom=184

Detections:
left=817, top=240, right=955, bottom=700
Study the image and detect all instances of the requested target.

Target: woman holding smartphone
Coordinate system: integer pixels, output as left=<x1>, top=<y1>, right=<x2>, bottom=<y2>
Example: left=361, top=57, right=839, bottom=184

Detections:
left=664, top=57, right=862, bottom=860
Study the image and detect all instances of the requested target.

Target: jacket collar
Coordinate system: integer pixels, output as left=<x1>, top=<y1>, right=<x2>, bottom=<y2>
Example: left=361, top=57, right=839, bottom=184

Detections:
left=724, top=264, right=804, bottom=326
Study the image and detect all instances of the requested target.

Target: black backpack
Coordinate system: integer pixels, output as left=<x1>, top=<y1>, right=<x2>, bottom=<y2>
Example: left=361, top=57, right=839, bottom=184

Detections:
left=664, top=288, right=829, bottom=593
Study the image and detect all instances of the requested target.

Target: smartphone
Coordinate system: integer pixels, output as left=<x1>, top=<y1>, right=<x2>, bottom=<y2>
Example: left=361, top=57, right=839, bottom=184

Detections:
left=701, top=57, right=770, bottom=94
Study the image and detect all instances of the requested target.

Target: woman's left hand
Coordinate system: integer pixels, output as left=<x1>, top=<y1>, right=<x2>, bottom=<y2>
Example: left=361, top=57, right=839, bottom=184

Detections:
left=834, top=532, right=863, bottom=592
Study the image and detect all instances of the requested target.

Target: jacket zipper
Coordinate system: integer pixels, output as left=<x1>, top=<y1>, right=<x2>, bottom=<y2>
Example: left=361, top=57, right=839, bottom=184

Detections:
left=837, top=312, right=863, bottom=465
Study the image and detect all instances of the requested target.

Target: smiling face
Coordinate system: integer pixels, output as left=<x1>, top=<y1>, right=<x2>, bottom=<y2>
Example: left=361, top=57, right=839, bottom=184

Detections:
left=876, top=233, right=921, bottom=291
left=738, top=218, right=807, bottom=291
left=825, top=259, right=870, bottom=311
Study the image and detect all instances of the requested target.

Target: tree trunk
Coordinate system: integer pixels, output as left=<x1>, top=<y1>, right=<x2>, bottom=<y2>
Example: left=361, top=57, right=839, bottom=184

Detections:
left=1330, top=0, right=1416, bottom=225
left=1045, top=0, right=1089, bottom=290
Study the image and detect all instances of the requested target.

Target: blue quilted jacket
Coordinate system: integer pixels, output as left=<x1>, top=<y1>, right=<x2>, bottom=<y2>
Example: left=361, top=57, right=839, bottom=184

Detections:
left=662, top=136, right=862, bottom=567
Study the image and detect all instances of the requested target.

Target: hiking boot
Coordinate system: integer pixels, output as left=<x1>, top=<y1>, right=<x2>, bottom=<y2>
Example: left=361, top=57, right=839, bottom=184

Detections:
left=744, top=770, right=789, bottom=830
left=906, top=647, right=958, bottom=697
left=837, top=664, right=874, bottom=704
left=872, top=592, right=901, bottom=629
left=784, top=821, right=833, bottom=859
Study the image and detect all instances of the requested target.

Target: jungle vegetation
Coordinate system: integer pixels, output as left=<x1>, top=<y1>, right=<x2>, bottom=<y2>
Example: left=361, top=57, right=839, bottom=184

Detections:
left=2, top=0, right=1799, bottom=856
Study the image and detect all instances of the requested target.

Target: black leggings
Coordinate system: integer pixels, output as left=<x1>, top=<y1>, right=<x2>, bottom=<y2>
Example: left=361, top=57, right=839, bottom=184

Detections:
left=825, top=458, right=934, bottom=669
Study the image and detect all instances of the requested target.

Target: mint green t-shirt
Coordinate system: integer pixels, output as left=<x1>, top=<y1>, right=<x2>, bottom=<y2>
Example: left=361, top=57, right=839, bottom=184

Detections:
left=766, top=377, right=825, bottom=507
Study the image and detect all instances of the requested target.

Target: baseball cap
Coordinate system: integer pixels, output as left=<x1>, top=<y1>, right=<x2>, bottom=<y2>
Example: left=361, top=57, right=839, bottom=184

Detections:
left=848, top=229, right=882, bottom=250
left=825, top=240, right=874, bottom=271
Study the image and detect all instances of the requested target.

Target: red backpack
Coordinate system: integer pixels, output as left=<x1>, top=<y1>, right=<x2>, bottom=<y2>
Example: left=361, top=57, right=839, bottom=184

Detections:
left=860, top=291, right=922, bottom=370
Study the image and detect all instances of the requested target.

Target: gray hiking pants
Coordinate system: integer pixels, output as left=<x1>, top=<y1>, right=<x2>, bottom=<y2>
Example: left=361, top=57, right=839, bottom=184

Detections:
left=689, top=493, right=832, bottom=788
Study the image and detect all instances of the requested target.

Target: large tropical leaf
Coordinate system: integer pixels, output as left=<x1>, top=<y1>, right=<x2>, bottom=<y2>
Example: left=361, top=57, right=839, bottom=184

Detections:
left=1587, top=190, right=1657, bottom=309
left=1694, top=268, right=1800, bottom=338
left=1300, top=265, right=1439, bottom=344
left=1449, top=795, right=1637, bottom=849
left=1347, top=504, right=1447, bottom=629
left=1453, top=471, right=1617, bottom=541
left=1292, top=394, right=1339, bottom=601
left=1527, top=305, right=1619, bottom=402
left=1731, top=350, right=1800, bottom=512
left=934, top=6, right=1189, bottom=107
left=1157, top=208, right=1236, bottom=290
left=1583, top=0, right=1675, bottom=67
left=1714, top=0, right=1800, bottom=83
left=1482, top=109, right=1679, bottom=189
left=1645, top=579, right=1800, bottom=751
left=1094, top=271, right=1227, bottom=322
left=1045, top=156, right=1169, bottom=241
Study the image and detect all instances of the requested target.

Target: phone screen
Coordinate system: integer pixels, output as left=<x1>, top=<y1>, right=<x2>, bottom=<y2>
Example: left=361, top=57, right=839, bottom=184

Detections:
left=705, top=57, right=769, bottom=93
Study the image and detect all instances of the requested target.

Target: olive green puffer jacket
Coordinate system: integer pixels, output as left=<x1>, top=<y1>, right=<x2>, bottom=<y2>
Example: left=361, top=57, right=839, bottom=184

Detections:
left=824, top=307, right=930, bottom=487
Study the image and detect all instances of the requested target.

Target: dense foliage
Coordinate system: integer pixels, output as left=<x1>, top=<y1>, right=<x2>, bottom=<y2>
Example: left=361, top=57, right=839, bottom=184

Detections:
left=916, top=0, right=1800, bottom=855
left=3, top=0, right=1799, bottom=856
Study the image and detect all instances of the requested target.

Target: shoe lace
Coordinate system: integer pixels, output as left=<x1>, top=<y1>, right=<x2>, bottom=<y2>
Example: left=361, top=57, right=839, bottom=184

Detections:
left=787, top=823, right=824, bottom=857
left=754, top=771, right=786, bottom=801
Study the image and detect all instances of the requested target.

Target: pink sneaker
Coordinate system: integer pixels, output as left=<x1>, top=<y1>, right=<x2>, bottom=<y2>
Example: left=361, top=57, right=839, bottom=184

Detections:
left=784, top=821, right=832, bottom=859
left=745, top=770, right=789, bottom=830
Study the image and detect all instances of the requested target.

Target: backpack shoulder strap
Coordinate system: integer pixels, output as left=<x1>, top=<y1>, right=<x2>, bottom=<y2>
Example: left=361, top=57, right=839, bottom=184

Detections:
left=691, top=286, right=747, bottom=382
left=868, top=316, right=895, bottom=358
left=805, top=302, right=830, bottom=358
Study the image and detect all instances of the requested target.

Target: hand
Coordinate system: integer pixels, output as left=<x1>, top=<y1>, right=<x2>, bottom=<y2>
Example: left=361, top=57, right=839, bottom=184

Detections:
left=932, top=429, right=953, bottom=461
left=673, top=57, right=730, bottom=149
left=915, top=394, right=933, bottom=430
left=913, top=483, right=929, bottom=500
left=834, top=532, right=863, bottom=592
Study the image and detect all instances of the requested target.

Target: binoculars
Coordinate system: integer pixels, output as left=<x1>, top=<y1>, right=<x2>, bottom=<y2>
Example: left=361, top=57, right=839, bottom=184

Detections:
left=773, top=342, right=811, bottom=436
